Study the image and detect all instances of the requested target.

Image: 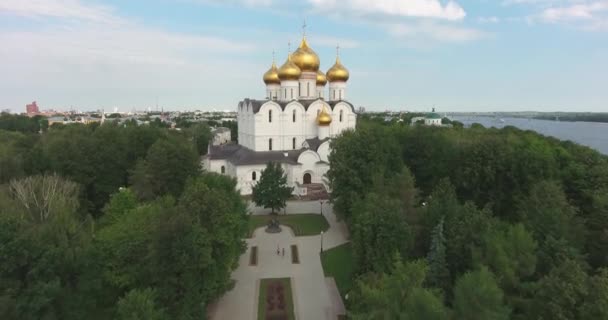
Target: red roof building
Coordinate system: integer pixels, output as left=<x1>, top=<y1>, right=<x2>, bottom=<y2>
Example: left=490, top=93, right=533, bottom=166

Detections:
left=26, top=101, right=40, bottom=115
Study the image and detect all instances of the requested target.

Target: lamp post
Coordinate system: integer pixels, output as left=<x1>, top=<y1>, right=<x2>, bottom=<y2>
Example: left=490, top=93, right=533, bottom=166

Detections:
left=319, top=200, right=325, bottom=215
left=320, top=231, right=324, bottom=253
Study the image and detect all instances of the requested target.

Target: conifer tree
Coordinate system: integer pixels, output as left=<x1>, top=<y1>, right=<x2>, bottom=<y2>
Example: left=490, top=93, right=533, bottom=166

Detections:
left=426, top=217, right=450, bottom=293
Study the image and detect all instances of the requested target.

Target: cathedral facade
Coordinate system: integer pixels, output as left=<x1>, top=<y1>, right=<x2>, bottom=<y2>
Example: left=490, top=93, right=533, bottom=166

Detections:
left=203, top=35, right=357, bottom=195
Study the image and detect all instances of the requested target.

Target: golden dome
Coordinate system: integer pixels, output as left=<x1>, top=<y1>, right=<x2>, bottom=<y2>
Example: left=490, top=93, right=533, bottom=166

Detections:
left=278, top=53, right=301, bottom=81
left=292, top=37, right=320, bottom=72
left=326, top=56, right=349, bottom=82
left=317, top=106, right=332, bottom=126
left=316, top=70, right=327, bottom=86
left=263, top=61, right=280, bottom=85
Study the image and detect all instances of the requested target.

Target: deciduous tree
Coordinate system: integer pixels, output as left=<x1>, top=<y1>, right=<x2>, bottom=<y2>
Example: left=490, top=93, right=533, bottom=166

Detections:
left=251, top=162, right=293, bottom=214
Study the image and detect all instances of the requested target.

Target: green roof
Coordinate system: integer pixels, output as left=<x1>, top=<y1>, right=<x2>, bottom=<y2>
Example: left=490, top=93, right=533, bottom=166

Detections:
left=426, top=112, right=442, bottom=119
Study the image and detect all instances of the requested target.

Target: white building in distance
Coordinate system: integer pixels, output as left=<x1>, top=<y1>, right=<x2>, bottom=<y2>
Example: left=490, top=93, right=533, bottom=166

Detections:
left=202, top=34, right=357, bottom=195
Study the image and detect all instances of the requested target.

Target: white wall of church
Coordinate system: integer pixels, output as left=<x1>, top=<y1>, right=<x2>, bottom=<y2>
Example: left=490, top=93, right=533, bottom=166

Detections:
left=317, top=141, right=330, bottom=162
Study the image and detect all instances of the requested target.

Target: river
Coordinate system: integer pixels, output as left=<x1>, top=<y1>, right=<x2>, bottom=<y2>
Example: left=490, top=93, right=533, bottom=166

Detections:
left=450, top=116, right=608, bottom=155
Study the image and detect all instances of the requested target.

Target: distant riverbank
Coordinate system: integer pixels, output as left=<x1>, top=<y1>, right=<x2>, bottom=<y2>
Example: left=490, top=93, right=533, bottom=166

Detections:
left=451, top=116, right=608, bottom=155
left=532, top=113, right=608, bottom=123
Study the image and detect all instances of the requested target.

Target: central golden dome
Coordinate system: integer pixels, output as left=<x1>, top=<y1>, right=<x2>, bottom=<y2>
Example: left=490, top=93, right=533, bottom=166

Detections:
left=278, top=53, right=301, bottom=81
left=316, top=70, right=327, bottom=86
left=263, top=61, right=280, bottom=85
left=292, top=37, right=320, bottom=72
left=326, top=56, right=349, bottom=82
left=317, top=106, right=332, bottom=126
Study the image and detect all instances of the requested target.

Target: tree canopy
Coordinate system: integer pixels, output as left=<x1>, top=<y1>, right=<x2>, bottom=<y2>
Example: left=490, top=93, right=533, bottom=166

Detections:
left=251, top=162, right=293, bottom=214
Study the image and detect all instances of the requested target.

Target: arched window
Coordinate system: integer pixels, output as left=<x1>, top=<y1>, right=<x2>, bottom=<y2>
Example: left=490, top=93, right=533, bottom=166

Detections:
left=290, top=88, right=293, bottom=100
left=333, top=90, right=336, bottom=100
left=307, top=82, right=310, bottom=96
left=340, top=110, right=343, bottom=122
left=269, top=110, right=272, bottom=123
left=292, top=110, right=296, bottom=122
left=252, top=171, right=257, bottom=181
left=339, top=90, right=342, bottom=100
left=299, top=82, right=301, bottom=96
left=292, top=137, right=296, bottom=149
left=269, top=138, right=273, bottom=151
left=221, top=166, right=225, bottom=174
left=284, top=88, right=286, bottom=99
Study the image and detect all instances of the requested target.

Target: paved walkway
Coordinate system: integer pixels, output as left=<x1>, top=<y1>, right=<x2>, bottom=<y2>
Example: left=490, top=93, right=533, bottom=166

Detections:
left=210, top=201, right=349, bottom=320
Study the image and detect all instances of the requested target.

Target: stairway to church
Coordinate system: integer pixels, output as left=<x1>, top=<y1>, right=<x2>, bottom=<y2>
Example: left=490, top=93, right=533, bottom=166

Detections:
left=301, top=183, right=329, bottom=200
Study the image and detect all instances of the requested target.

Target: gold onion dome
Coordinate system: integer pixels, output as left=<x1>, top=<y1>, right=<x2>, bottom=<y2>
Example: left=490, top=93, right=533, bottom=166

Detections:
left=292, top=37, right=320, bottom=72
left=263, top=61, right=280, bottom=85
left=316, top=70, right=327, bottom=86
left=326, top=56, right=349, bottom=82
left=317, top=106, right=332, bottom=126
left=278, top=54, right=301, bottom=81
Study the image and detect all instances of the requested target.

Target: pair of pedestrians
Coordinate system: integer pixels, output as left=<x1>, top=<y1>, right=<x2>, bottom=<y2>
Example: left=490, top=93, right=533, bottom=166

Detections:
left=276, top=245, right=285, bottom=257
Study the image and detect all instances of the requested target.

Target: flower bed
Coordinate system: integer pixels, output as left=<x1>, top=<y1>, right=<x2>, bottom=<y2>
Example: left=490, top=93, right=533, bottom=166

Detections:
left=257, top=278, right=295, bottom=320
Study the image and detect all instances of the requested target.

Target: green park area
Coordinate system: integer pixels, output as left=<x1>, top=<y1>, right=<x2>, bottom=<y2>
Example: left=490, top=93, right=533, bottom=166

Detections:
left=321, top=243, right=355, bottom=299
left=248, top=214, right=329, bottom=237
left=257, top=278, right=295, bottom=320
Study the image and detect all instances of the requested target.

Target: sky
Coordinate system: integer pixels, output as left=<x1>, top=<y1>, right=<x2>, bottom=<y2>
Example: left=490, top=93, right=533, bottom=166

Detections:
left=1, top=0, right=607, bottom=112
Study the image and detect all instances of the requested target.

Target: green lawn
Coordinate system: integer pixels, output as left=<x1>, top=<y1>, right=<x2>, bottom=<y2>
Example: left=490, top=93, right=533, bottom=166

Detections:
left=321, top=242, right=355, bottom=299
left=248, top=214, right=329, bottom=237
left=258, top=278, right=295, bottom=320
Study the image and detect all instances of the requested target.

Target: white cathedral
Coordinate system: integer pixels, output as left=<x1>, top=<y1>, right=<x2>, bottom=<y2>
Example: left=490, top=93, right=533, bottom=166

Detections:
left=203, top=34, right=357, bottom=195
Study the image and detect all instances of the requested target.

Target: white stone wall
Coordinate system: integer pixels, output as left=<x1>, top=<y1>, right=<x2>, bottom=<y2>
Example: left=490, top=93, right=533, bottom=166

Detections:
left=238, top=99, right=356, bottom=152
left=266, top=84, right=280, bottom=100
left=280, top=80, right=298, bottom=101
left=425, top=118, right=442, bottom=126
left=329, top=101, right=356, bottom=138
left=298, top=71, right=317, bottom=99
left=328, top=81, right=346, bottom=101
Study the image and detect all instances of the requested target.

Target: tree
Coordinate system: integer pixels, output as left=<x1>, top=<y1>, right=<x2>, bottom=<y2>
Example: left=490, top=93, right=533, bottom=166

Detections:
left=349, top=258, right=447, bottom=320
left=586, top=194, right=608, bottom=269
left=102, top=188, right=138, bottom=224
left=426, top=217, right=450, bottom=293
left=578, top=268, right=608, bottom=319
left=251, top=162, right=293, bottom=214
left=351, top=193, right=412, bottom=274
left=529, top=259, right=588, bottom=320
left=97, top=174, right=246, bottom=319
left=0, top=176, right=94, bottom=320
left=453, top=267, right=511, bottom=320
left=8, top=174, right=80, bottom=224
left=517, top=180, right=586, bottom=273
left=130, top=135, right=200, bottom=201
left=479, top=223, right=537, bottom=290
left=327, top=125, right=403, bottom=222
left=116, top=289, right=166, bottom=320
left=444, top=202, right=494, bottom=279
left=185, top=123, right=212, bottom=155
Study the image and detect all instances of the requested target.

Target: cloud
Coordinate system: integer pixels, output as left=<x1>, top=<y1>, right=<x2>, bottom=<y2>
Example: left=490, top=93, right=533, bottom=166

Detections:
left=307, top=0, right=466, bottom=21
left=503, top=0, right=608, bottom=31
left=0, top=0, right=122, bottom=24
left=477, top=16, right=501, bottom=23
left=385, top=21, right=486, bottom=42
left=0, top=0, right=264, bottom=109
left=540, top=2, right=608, bottom=21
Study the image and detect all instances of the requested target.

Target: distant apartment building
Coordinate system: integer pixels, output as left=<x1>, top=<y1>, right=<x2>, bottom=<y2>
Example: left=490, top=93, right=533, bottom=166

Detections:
left=26, top=101, right=40, bottom=115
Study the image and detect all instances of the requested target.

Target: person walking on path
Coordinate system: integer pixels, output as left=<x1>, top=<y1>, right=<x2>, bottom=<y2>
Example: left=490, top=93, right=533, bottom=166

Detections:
left=277, top=244, right=280, bottom=255
left=282, top=248, right=285, bottom=257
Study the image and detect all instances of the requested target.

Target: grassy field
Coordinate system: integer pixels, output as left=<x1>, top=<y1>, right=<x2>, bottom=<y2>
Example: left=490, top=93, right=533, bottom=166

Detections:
left=257, top=278, right=295, bottom=320
left=321, top=242, right=355, bottom=299
left=248, top=214, right=329, bottom=237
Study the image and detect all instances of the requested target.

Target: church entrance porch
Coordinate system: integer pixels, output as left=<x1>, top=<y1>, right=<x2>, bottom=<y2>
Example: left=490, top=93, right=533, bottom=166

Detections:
left=303, top=173, right=312, bottom=184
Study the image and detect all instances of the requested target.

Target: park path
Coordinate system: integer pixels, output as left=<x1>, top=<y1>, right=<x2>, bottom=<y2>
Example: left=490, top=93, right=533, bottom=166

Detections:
left=209, top=201, right=349, bottom=320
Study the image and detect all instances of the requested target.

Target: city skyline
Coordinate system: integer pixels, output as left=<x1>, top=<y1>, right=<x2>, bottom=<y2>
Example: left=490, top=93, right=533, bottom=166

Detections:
left=1, top=0, right=607, bottom=112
